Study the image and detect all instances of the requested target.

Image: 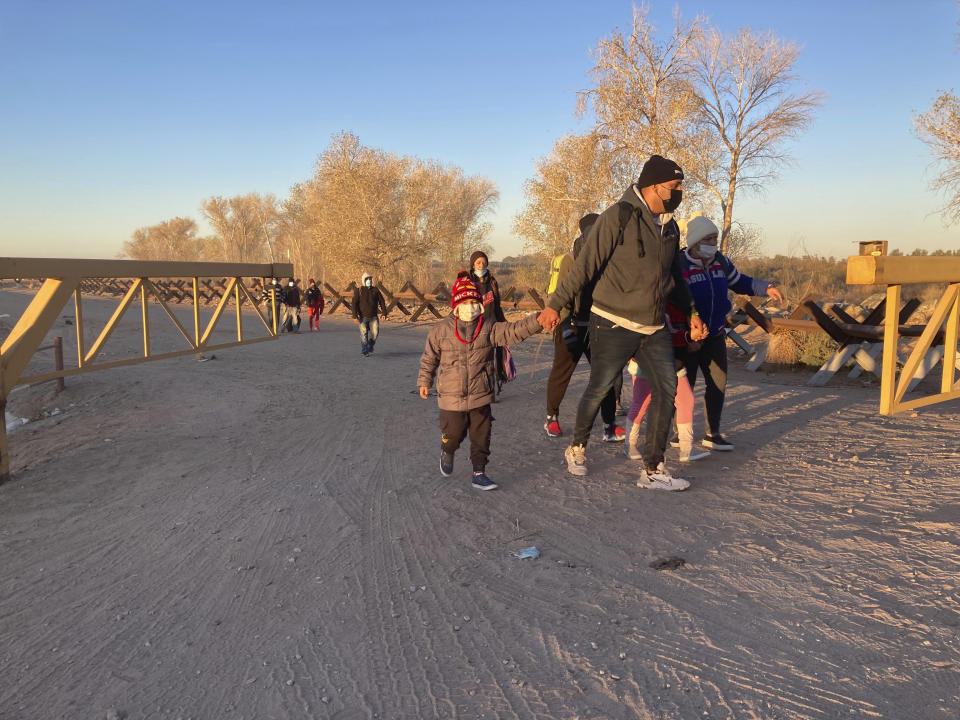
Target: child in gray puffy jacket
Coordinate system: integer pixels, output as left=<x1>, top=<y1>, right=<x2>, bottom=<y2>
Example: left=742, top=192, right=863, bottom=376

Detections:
left=418, top=271, right=543, bottom=490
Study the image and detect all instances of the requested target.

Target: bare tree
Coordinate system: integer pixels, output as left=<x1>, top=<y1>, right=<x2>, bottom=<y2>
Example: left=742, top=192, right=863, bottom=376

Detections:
left=914, top=90, right=960, bottom=225
left=578, top=6, right=706, bottom=173
left=122, top=217, right=202, bottom=260
left=690, top=28, right=824, bottom=251
left=296, top=133, right=497, bottom=287
left=556, top=10, right=822, bottom=254
left=514, top=132, right=628, bottom=258
left=201, top=193, right=279, bottom=264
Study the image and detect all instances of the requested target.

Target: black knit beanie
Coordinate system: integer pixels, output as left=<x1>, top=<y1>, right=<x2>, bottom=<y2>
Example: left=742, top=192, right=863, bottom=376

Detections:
left=637, top=155, right=684, bottom=188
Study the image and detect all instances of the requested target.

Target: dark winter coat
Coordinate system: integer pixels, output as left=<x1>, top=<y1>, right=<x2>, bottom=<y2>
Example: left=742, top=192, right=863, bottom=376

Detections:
left=547, top=186, right=695, bottom=326
left=284, top=286, right=301, bottom=307
left=472, top=272, right=506, bottom=323
left=305, top=286, right=324, bottom=311
left=418, top=313, right=541, bottom=411
left=352, top=285, right=386, bottom=319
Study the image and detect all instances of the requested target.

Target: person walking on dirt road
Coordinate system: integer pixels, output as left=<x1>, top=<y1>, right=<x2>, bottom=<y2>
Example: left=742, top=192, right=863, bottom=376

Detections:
left=537, top=154, right=707, bottom=491
left=418, top=271, right=544, bottom=491
left=352, top=271, right=387, bottom=356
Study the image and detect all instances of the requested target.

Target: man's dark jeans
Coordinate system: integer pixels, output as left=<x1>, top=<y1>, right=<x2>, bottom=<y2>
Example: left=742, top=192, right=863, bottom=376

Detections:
left=572, top=315, right=677, bottom=471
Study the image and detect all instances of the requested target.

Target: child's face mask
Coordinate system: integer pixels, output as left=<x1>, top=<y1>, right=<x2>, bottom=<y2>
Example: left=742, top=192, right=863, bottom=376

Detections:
left=456, top=302, right=482, bottom=321
left=364, top=279, right=372, bottom=287
left=697, top=244, right=717, bottom=261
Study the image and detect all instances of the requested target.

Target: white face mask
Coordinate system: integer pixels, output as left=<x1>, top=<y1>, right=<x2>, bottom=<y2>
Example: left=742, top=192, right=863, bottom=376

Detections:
left=473, top=267, right=488, bottom=277
left=697, top=244, right=717, bottom=262
left=456, top=303, right=482, bottom=322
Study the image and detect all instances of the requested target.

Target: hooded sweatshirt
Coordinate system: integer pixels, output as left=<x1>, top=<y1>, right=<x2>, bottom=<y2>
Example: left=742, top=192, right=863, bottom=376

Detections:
left=352, top=274, right=386, bottom=319
left=547, top=186, right=695, bottom=329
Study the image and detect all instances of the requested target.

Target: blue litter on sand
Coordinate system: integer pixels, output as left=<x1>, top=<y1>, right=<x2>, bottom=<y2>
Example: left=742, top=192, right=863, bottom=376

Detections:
left=513, top=546, right=540, bottom=560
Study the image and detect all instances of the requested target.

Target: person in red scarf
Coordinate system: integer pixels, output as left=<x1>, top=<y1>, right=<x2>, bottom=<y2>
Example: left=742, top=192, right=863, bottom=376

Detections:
left=418, top=271, right=544, bottom=491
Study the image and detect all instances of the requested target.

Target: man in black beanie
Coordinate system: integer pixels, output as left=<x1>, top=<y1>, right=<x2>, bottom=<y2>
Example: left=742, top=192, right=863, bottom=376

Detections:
left=537, top=154, right=707, bottom=491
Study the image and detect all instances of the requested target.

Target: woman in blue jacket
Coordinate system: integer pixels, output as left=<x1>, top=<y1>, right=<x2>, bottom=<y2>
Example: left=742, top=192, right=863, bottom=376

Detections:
left=678, top=217, right=784, bottom=451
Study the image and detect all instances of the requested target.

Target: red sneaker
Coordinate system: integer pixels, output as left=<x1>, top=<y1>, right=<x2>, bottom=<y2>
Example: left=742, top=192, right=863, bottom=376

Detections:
left=544, top=416, right=562, bottom=437
left=603, top=424, right=626, bottom=442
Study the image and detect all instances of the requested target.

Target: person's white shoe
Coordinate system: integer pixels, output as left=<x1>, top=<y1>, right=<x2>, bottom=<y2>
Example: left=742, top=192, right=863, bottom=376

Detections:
left=679, top=448, right=710, bottom=462
left=637, top=464, right=690, bottom=491
left=564, top=444, right=588, bottom=476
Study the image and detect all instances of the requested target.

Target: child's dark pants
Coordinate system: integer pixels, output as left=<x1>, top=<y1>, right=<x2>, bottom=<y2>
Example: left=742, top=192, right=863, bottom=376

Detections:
left=439, top=405, right=493, bottom=472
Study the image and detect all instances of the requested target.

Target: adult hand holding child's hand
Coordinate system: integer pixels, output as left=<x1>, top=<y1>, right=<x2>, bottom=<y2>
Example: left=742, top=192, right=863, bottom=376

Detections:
left=537, top=308, right=559, bottom=331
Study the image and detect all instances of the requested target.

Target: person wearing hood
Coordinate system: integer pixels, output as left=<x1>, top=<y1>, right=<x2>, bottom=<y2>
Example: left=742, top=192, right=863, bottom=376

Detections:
left=281, top=279, right=302, bottom=333
left=537, top=154, right=708, bottom=491
left=260, top=277, right=284, bottom=332
left=470, top=250, right=509, bottom=400
left=676, top=216, right=783, bottom=451
left=418, top=271, right=544, bottom=491
left=469, top=251, right=506, bottom=323
left=352, top=271, right=387, bottom=356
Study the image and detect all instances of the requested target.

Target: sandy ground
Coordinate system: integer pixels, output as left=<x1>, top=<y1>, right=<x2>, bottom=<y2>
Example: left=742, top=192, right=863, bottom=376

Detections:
left=1, top=288, right=959, bottom=720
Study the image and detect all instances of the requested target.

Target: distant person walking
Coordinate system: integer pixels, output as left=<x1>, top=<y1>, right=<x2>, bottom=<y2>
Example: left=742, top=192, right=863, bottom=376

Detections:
left=281, top=279, right=301, bottom=333
left=260, top=277, right=284, bottom=331
left=676, top=216, right=784, bottom=451
left=537, top=154, right=707, bottom=491
left=352, top=271, right=387, bottom=356
left=305, top=278, right=325, bottom=331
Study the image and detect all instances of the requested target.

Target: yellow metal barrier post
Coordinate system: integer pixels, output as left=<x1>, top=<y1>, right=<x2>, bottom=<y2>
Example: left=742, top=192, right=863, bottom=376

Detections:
left=0, top=258, right=292, bottom=482
left=846, top=255, right=960, bottom=415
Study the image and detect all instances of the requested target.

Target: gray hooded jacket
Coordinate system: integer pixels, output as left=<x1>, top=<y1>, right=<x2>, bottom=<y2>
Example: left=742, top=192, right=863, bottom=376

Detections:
left=547, top=187, right=694, bottom=326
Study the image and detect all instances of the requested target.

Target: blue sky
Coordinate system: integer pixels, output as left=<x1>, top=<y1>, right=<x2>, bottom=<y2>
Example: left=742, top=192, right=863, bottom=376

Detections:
left=1, top=0, right=958, bottom=261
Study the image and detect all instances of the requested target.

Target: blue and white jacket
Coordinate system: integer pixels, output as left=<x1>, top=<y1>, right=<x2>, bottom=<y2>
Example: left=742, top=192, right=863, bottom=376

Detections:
left=678, top=249, right=771, bottom=337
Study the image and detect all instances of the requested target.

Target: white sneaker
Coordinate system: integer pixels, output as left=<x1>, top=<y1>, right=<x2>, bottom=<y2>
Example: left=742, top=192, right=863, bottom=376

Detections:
left=564, top=444, right=588, bottom=476
left=679, top=448, right=710, bottom=462
left=637, top=465, right=690, bottom=491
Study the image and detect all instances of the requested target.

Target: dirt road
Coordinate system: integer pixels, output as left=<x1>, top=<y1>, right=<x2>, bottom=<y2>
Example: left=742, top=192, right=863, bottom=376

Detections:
left=1, top=290, right=958, bottom=719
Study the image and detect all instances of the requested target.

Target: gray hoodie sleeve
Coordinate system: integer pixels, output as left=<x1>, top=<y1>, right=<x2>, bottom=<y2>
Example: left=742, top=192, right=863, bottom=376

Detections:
left=546, top=210, right=618, bottom=314
left=488, top=313, right=542, bottom=347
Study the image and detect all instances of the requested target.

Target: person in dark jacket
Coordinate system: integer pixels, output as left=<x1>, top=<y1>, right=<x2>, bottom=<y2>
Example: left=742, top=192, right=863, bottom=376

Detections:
left=418, top=271, right=543, bottom=491
left=470, top=251, right=509, bottom=399
left=260, top=277, right=284, bottom=332
left=677, top=216, right=783, bottom=451
left=469, top=251, right=506, bottom=323
left=352, top=271, right=387, bottom=356
left=305, top=278, right=325, bottom=331
left=281, top=279, right=301, bottom=333
left=543, top=213, right=624, bottom=442
left=538, top=154, right=707, bottom=491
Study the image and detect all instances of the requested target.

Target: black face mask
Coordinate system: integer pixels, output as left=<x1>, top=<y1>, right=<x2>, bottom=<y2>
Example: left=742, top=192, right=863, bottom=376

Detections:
left=661, top=189, right=683, bottom=213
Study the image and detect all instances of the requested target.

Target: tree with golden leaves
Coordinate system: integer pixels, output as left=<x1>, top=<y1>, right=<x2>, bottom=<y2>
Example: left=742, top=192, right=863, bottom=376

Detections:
left=513, top=131, right=629, bottom=259
left=914, top=90, right=960, bottom=225
left=123, top=217, right=202, bottom=261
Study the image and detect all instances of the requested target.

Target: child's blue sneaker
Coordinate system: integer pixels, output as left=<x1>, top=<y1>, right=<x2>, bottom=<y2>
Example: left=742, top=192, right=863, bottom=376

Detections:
left=471, top=472, right=498, bottom=491
left=440, top=451, right=454, bottom=477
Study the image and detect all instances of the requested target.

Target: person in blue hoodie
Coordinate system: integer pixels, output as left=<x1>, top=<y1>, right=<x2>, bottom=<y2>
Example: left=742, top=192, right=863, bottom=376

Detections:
left=678, top=216, right=784, bottom=451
